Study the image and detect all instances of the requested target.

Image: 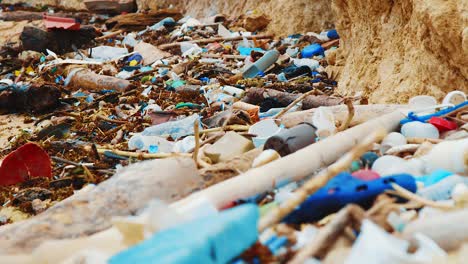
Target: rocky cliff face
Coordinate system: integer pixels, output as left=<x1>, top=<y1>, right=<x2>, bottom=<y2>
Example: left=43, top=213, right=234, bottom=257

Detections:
left=332, top=0, right=468, bottom=103
left=136, top=0, right=335, bottom=36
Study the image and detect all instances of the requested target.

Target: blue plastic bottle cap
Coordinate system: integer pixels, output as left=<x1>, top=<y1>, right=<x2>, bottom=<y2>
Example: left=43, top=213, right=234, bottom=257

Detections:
left=326, top=29, right=339, bottom=40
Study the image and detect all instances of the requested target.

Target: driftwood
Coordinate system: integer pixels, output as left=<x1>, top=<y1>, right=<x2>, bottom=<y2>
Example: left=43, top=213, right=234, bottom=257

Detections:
left=105, top=10, right=182, bottom=31
left=242, top=87, right=342, bottom=110
left=0, top=158, right=201, bottom=254
left=158, top=34, right=273, bottom=50
left=258, top=129, right=385, bottom=231
left=402, top=208, right=468, bottom=251
left=280, top=104, right=407, bottom=128
left=289, top=205, right=364, bottom=264
left=173, top=110, right=406, bottom=210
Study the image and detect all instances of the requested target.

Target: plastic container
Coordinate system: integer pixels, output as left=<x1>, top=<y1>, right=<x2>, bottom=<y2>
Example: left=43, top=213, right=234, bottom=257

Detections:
left=401, top=121, right=439, bottom=139
left=248, top=119, right=283, bottom=147
left=242, top=50, right=279, bottom=78
left=89, top=46, right=128, bottom=61
left=128, top=134, right=174, bottom=152
left=264, top=122, right=316, bottom=156
left=442, top=91, right=466, bottom=105
left=141, top=114, right=200, bottom=140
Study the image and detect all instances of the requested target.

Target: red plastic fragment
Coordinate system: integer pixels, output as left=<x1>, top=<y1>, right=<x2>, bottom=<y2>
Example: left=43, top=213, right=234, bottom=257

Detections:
left=0, top=143, right=52, bottom=186
left=351, top=169, right=380, bottom=181
left=43, top=14, right=80, bottom=31
left=428, top=117, right=457, bottom=132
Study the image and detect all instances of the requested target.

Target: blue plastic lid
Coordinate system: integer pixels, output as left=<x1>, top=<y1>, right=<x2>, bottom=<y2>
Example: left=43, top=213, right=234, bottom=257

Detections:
left=301, top=43, right=324, bottom=58
left=326, top=29, right=339, bottom=40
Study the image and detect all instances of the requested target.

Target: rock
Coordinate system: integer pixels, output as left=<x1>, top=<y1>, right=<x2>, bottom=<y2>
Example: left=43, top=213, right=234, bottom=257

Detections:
left=136, top=0, right=335, bottom=36
left=332, top=0, right=468, bottom=103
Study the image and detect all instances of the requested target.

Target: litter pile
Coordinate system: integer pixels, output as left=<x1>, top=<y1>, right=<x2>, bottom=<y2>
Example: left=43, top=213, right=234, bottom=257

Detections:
left=0, top=2, right=466, bottom=264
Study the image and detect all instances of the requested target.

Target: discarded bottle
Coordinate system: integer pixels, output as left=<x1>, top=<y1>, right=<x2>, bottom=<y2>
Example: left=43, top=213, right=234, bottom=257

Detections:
left=66, top=68, right=132, bottom=92
left=141, top=114, right=200, bottom=140
left=264, top=122, right=317, bottom=156
left=242, top=50, right=279, bottom=78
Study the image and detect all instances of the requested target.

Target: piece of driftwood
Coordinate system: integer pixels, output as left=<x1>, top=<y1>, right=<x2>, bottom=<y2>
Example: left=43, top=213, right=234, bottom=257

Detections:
left=259, top=129, right=385, bottom=231
left=0, top=158, right=201, bottom=254
left=280, top=104, right=407, bottom=128
left=158, top=34, right=273, bottom=50
left=105, top=10, right=182, bottom=31
left=402, top=208, right=468, bottom=251
left=173, top=111, right=406, bottom=210
left=289, top=205, right=364, bottom=264
left=242, top=87, right=342, bottom=110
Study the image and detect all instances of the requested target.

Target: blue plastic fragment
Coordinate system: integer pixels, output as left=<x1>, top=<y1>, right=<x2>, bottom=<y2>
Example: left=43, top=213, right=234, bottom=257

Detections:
left=283, top=173, right=417, bottom=224
left=148, top=145, right=159, bottom=154
left=127, top=53, right=143, bottom=63
left=109, top=204, right=259, bottom=264
left=416, top=169, right=453, bottom=187
left=326, top=29, right=339, bottom=40
left=301, top=43, right=325, bottom=58
left=238, top=46, right=265, bottom=56
left=400, top=101, right=468, bottom=124
left=267, top=236, right=288, bottom=255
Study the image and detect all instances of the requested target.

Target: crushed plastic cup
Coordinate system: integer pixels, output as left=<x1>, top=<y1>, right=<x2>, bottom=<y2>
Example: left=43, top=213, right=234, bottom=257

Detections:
left=128, top=134, right=174, bottom=152
left=442, top=91, right=466, bottom=105
left=408, top=95, right=437, bottom=109
left=89, top=46, right=128, bottom=61
left=401, top=121, right=440, bottom=139
left=248, top=119, right=283, bottom=147
left=141, top=114, right=200, bottom=140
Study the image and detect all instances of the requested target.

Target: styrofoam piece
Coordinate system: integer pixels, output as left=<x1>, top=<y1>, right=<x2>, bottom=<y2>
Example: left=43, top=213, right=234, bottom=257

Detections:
left=401, top=121, right=439, bottom=139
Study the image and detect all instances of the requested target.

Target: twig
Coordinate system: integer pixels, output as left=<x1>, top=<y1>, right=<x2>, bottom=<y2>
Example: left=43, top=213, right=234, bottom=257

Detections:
left=96, top=30, right=123, bottom=40
left=406, top=137, right=443, bottom=144
left=82, top=165, right=96, bottom=182
left=199, top=125, right=249, bottom=134
left=339, top=98, right=355, bottom=131
left=96, top=148, right=191, bottom=159
left=96, top=115, right=128, bottom=124
left=193, top=119, right=200, bottom=166
left=51, top=156, right=94, bottom=168
left=275, top=90, right=316, bottom=119
left=390, top=183, right=454, bottom=210
left=258, top=129, right=386, bottom=231
left=158, top=34, right=273, bottom=50
left=289, top=205, right=364, bottom=264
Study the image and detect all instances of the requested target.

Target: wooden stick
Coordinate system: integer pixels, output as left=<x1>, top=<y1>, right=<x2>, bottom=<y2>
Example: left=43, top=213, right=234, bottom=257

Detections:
left=95, top=30, right=123, bottom=40
left=406, top=137, right=443, bottom=144
left=275, top=90, right=317, bottom=119
left=172, top=111, right=405, bottom=211
left=158, top=34, right=273, bottom=50
left=338, top=98, right=355, bottom=131
left=289, top=205, right=364, bottom=264
left=258, top=129, right=386, bottom=231
left=199, top=125, right=249, bottom=134
left=193, top=120, right=200, bottom=165
left=96, top=148, right=191, bottom=159
left=390, top=183, right=454, bottom=210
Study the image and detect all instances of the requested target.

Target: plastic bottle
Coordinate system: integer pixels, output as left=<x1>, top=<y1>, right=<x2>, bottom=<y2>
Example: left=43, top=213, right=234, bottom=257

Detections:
left=264, top=122, right=317, bottom=156
left=301, top=43, right=324, bottom=58
left=242, top=50, right=279, bottom=78
left=141, top=114, right=200, bottom=140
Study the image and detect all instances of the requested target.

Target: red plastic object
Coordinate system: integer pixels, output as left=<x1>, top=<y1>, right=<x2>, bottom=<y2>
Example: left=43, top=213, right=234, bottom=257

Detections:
left=0, top=143, right=52, bottom=186
left=351, top=169, right=380, bottom=181
left=428, top=117, right=457, bottom=132
left=43, top=14, right=80, bottom=31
